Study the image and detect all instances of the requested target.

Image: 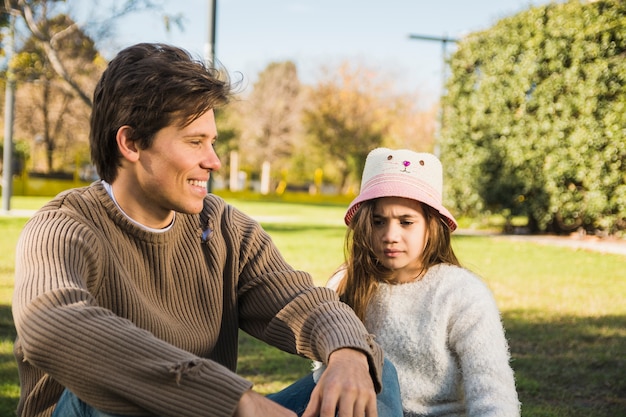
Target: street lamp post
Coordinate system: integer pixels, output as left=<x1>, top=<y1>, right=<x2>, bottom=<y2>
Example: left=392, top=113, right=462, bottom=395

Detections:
left=206, top=0, right=217, bottom=193
left=205, top=0, right=217, bottom=67
left=2, top=14, right=16, bottom=213
left=408, top=33, right=458, bottom=158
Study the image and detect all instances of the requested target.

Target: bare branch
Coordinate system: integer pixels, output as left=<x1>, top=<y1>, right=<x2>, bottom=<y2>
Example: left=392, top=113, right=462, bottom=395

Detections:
left=18, top=0, right=93, bottom=106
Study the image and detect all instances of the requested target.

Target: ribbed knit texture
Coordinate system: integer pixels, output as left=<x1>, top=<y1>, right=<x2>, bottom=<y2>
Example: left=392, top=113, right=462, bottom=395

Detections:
left=13, top=182, right=383, bottom=417
left=365, top=264, right=520, bottom=417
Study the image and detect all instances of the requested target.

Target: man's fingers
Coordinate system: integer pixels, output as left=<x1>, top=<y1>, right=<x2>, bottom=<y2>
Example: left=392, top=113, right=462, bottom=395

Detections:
left=301, top=385, right=321, bottom=417
left=318, top=384, right=341, bottom=417
left=365, top=389, right=378, bottom=417
left=339, top=385, right=376, bottom=417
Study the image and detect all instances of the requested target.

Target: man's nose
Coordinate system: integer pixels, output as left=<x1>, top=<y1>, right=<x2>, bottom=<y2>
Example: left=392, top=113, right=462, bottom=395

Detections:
left=202, top=145, right=221, bottom=171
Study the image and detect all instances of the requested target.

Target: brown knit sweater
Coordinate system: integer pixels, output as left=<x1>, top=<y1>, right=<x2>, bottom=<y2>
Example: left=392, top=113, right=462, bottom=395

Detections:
left=12, top=182, right=382, bottom=417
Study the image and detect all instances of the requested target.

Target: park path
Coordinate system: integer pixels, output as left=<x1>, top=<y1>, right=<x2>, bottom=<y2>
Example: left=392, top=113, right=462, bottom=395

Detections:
left=457, top=229, right=626, bottom=257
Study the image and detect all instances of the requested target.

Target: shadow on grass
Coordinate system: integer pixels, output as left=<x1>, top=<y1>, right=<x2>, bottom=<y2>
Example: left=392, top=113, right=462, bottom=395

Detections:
left=0, top=303, right=19, bottom=417
left=237, top=330, right=311, bottom=394
left=0, top=304, right=17, bottom=340
left=503, top=311, right=626, bottom=417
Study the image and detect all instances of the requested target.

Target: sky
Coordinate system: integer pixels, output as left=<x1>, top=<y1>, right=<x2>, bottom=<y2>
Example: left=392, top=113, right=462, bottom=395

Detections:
left=83, top=0, right=554, bottom=106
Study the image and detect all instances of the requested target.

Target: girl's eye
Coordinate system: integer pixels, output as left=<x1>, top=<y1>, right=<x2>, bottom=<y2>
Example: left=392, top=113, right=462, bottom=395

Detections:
left=401, top=221, right=414, bottom=226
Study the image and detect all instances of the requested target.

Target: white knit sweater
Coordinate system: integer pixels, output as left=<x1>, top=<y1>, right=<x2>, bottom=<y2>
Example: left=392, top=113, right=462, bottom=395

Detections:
left=318, top=263, right=520, bottom=417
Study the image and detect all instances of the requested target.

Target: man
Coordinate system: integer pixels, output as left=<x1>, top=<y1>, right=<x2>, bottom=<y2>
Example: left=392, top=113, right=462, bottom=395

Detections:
left=12, top=43, right=386, bottom=417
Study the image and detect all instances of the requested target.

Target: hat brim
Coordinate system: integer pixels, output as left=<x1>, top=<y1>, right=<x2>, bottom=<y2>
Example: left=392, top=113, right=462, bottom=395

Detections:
left=344, top=182, right=458, bottom=231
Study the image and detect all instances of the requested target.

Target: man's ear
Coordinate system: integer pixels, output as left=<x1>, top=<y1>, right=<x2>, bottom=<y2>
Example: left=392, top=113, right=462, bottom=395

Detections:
left=116, top=126, right=140, bottom=162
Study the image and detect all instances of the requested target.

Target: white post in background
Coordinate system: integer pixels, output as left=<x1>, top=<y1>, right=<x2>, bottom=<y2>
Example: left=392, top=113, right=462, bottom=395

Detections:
left=2, top=14, right=16, bottom=213
left=260, top=161, right=271, bottom=195
left=229, top=150, right=239, bottom=191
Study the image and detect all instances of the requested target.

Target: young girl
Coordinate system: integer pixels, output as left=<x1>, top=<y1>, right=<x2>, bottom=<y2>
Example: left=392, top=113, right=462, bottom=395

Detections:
left=320, top=148, right=520, bottom=416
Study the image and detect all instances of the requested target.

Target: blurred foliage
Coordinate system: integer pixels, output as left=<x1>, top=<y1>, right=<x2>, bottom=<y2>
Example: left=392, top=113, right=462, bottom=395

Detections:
left=302, top=63, right=415, bottom=192
left=14, top=14, right=98, bottom=82
left=218, top=60, right=432, bottom=193
left=238, top=61, right=303, bottom=168
left=224, top=61, right=307, bottom=190
left=442, top=0, right=626, bottom=235
left=11, top=13, right=100, bottom=173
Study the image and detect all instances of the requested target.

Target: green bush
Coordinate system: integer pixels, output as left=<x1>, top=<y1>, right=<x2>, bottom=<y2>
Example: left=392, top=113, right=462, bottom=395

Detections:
left=442, top=0, right=626, bottom=235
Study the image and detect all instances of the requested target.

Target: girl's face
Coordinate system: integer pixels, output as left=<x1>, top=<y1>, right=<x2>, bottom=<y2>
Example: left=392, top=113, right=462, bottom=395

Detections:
left=372, top=197, right=428, bottom=284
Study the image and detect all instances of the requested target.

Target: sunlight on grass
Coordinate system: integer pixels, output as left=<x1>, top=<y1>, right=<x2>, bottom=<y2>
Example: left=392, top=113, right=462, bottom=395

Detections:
left=453, top=235, right=626, bottom=318
left=6, top=196, right=50, bottom=211
left=0, top=383, right=19, bottom=406
left=237, top=331, right=310, bottom=395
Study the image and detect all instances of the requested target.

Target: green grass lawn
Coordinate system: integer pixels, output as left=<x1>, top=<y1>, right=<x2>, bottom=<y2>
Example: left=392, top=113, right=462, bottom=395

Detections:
left=1, top=196, right=625, bottom=416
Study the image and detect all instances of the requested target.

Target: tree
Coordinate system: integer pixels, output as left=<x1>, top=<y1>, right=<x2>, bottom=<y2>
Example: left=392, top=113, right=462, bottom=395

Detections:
left=13, top=13, right=100, bottom=172
left=442, top=0, right=626, bottom=234
left=1, top=0, right=170, bottom=107
left=0, top=1, right=17, bottom=50
left=1, top=0, right=174, bottom=174
left=302, top=62, right=427, bottom=193
left=229, top=61, right=304, bottom=192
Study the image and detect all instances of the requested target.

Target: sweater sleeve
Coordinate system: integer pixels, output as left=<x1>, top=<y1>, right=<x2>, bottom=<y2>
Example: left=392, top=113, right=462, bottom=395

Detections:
left=12, top=210, right=251, bottom=417
left=225, top=206, right=383, bottom=392
left=447, top=271, right=521, bottom=417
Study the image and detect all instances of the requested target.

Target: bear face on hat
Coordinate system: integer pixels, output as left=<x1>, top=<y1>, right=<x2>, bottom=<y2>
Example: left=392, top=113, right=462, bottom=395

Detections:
left=344, top=148, right=457, bottom=231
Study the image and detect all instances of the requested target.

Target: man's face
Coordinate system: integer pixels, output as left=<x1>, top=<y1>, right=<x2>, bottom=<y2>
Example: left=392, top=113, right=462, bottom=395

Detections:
left=116, top=109, right=221, bottom=228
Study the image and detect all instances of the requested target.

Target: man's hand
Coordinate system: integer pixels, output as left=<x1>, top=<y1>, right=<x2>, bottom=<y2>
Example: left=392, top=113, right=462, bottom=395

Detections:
left=234, top=390, right=297, bottom=417
left=302, top=348, right=377, bottom=417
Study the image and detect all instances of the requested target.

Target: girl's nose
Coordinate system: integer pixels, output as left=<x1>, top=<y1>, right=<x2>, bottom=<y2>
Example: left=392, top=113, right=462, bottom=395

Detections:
left=382, top=224, right=400, bottom=243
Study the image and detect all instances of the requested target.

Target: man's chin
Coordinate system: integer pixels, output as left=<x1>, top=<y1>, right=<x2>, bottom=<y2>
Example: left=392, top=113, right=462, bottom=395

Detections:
left=176, top=201, right=205, bottom=215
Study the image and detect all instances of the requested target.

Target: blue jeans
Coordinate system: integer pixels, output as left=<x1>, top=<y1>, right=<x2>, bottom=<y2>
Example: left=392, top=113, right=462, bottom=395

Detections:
left=53, top=358, right=402, bottom=417
left=52, top=389, right=125, bottom=417
left=268, top=358, right=403, bottom=417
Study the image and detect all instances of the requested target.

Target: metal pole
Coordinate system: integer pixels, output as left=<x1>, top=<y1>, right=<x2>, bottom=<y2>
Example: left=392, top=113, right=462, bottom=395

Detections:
left=408, top=34, right=458, bottom=158
left=206, top=0, right=217, bottom=193
left=2, top=14, right=16, bottom=213
left=205, top=0, right=217, bottom=67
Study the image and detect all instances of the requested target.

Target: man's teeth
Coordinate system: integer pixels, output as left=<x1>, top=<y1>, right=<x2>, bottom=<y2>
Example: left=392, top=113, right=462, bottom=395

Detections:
left=188, top=180, right=207, bottom=187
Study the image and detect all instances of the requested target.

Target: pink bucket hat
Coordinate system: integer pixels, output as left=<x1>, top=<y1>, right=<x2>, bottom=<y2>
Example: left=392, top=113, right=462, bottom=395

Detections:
left=344, top=148, right=458, bottom=231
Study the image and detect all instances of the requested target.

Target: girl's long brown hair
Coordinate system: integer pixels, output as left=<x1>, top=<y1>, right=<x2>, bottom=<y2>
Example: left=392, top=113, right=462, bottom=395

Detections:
left=336, top=198, right=460, bottom=321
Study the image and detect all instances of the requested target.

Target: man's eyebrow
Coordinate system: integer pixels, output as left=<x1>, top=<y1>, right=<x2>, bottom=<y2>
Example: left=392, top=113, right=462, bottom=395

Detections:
left=183, top=132, right=218, bottom=142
